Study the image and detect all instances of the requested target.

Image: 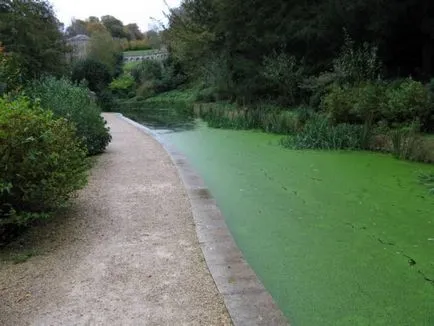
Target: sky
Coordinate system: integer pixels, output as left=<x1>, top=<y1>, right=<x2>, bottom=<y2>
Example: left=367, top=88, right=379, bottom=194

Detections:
left=50, top=0, right=182, bottom=32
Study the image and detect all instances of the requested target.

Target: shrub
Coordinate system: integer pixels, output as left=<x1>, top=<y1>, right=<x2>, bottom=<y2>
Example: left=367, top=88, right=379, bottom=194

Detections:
left=131, top=61, right=162, bottom=84
left=27, top=77, right=111, bottom=155
left=352, top=82, right=387, bottom=122
left=96, top=88, right=116, bottom=111
left=283, top=115, right=368, bottom=150
left=321, top=84, right=356, bottom=123
left=71, top=58, right=112, bottom=93
left=136, top=81, right=156, bottom=99
left=109, top=73, right=135, bottom=97
left=384, top=78, right=431, bottom=128
left=0, top=97, right=88, bottom=238
left=196, top=87, right=217, bottom=102
left=322, top=80, right=430, bottom=127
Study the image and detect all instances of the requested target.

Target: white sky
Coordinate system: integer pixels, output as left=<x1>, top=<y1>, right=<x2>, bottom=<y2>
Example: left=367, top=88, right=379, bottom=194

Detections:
left=50, top=0, right=182, bottom=32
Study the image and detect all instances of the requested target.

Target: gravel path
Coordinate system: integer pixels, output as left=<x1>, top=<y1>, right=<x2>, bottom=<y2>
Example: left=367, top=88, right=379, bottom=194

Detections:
left=0, top=113, right=231, bottom=325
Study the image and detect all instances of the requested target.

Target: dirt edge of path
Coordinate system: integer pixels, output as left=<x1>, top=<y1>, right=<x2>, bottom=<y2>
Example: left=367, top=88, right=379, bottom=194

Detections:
left=119, top=114, right=289, bottom=326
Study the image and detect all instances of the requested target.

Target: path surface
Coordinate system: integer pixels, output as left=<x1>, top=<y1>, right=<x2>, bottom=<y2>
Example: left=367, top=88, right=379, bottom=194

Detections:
left=0, top=113, right=230, bottom=325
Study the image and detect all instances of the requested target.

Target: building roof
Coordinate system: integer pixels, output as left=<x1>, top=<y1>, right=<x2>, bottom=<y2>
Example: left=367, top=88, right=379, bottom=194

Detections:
left=68, top=34, right=90, bottom=42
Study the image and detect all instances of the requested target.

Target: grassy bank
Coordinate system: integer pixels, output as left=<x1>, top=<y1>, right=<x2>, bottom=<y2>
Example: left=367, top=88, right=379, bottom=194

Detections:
left=123, top=87, right=434, bottom=164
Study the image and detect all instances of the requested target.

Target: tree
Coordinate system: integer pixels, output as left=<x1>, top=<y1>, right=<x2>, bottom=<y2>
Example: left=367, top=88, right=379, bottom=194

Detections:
left=71, top=58, right=112, bottom=93
left=0, top=0, right=67, bottom=80
left=125, top=23, right=143, bottom=41
left=165, top=0, right=434, bottom=104
left=101, top=15, right=127, bottom=38
left=88, top=30, right=122, bottom=74
left=66, top=19, right=89, bottom=37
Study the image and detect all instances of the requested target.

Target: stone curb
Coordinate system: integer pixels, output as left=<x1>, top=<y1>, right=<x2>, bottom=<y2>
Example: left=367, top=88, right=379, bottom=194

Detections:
left=117, top=114, right=289, bottom=326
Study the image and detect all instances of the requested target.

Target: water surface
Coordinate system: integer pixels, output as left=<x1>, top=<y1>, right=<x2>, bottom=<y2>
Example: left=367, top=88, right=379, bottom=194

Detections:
left=125, top=108, right=434, bottom=326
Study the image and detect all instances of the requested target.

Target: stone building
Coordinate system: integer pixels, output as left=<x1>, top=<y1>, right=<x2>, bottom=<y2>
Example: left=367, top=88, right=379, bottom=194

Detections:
left=67, top=34, right=90, bottom=60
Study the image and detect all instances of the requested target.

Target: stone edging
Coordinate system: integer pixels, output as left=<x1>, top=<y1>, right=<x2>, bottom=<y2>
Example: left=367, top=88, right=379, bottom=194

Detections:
left=118, top=114, right=289, bottom=326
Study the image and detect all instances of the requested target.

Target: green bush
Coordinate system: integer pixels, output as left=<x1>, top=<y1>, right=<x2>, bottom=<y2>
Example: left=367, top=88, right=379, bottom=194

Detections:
left=71, top=58, right=112, bottom=93
left=131, top=61, right=162, bottom=84
left=28, top=77, right=111, bottom=155
left=109, top=73, right=135, bottom=97
left=322, top=82, right=385, bottom=124
left=283, top=115, right=368, bottom=150
left=322, top=80, right=431, bottom=128
left=352, top=82, right=387, bottom=122
left=0, top=97, right=88, bottom=236
left=321, top=84, right=356, bottom=123
left=384, top=78, right=431, bottom=127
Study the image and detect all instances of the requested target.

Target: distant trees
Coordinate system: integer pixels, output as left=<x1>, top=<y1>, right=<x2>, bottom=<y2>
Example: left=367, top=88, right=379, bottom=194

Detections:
left=164, top=0, right=434, bottom=103
left=101, top=15, right=128, bottom=39
left=64, top=15, right=164, bottom=51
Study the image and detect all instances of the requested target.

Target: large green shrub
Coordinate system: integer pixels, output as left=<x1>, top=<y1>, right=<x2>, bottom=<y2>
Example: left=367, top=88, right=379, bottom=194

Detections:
left=0, top=97, right=88, bottom=234
left=322, top=79, right=431, bottom=128
left=28, top=77, right=111, bottom=155
left=71, top=58, right=112, bottom=93
left=384, top=78, right=431, bottom=127
left=109, top=73, right=135, bottom=97
left=321, top=84, right=356, bottom=123
left=131, top=61, right=162, bottom=84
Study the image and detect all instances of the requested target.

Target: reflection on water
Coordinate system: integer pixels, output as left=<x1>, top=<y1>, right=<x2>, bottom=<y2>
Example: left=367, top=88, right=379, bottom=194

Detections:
left=118, top=106, right=196, bottom=133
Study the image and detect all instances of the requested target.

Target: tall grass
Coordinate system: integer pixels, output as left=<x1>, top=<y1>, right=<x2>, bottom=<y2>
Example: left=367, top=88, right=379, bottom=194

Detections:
left=281, top=115, right=368, bottom=150
left=194, top=103, right=305, bottom=134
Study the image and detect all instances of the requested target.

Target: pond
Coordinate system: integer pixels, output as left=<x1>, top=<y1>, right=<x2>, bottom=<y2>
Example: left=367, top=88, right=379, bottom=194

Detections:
left=121, top=107, right=434, bottom=326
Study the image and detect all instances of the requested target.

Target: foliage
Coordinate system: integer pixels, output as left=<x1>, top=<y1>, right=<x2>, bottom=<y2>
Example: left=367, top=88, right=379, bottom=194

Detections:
left=96, top=88, right=116, bottom=111
left=283, top=115, right=369, bottom=150
left=332, top=34, right=382, bottom=85
left=322, top=82, right=386, bottom=124
left=322, top=79, right=432, bottom=129
left=125, top=23, right=144, bottom=41
left=126, top=40, right=152, bottom=51
left=262, top=52, right=305, bottom=106
left=164, top=0, right=434, bottom=105
left=27, top=77, right=111, bottom=155
left=109, top=73, right=135, bottom=97
left=129, top=60, right=186, bottom=98
left=88, top=31, right=123, bottom=75
left=71, top=58, right=112, bottom=93
left=385, top=79, right=431, bottom=128
left=199, top=55, right=234, bottom=101
left=0, top=44, right=21, bottom=94
left=0, top=0, right=67, bottom=80
left=101, top=15, right=128, bottom=39
left=321, top=85, right=357, bottom=123
left=0, top=97, right=88, bottom=231
left=131, top=61, right=162, bottom=84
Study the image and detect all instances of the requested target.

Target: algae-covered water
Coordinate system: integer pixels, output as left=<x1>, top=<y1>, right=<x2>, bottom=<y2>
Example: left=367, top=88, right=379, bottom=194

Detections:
left=124, top=109, right=434, bottom=325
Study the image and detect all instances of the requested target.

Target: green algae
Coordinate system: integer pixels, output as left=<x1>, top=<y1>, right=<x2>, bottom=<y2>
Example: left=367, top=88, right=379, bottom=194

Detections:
left=162, top=123, right=434, bottom=326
